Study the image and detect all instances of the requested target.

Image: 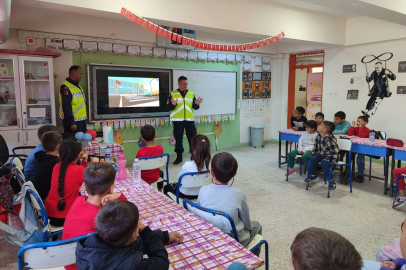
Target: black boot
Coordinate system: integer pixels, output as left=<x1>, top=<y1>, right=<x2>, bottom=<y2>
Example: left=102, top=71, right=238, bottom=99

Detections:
left=173, top=153, right=183, bottom=165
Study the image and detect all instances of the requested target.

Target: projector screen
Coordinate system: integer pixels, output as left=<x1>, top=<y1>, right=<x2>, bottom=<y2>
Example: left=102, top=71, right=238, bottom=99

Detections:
left=88, top=64, right=171, bottom=120
left=108, top=77, right=160, bottom=108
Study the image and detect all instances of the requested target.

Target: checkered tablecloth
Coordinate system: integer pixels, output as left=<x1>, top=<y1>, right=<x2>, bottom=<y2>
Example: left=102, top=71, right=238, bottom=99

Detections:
left=279, top=129, right=397, bottom=149
left=112, top=171, right=264, bottom=270
left=82, top=142, right=123, bottom=158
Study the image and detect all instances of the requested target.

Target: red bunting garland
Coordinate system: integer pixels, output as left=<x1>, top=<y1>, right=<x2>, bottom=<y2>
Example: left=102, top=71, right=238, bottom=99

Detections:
left=121, top=7, right=284, bottom=52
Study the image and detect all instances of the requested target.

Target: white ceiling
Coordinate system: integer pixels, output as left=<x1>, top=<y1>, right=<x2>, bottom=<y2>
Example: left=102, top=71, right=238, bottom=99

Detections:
left=266, top=0, right=357, bottom=18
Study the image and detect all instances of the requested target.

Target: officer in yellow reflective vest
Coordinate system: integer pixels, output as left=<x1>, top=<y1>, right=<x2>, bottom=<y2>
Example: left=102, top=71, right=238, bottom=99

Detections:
left=59, top=65, right=87, bottom=138
left=167, top=76, right=203, bottom=164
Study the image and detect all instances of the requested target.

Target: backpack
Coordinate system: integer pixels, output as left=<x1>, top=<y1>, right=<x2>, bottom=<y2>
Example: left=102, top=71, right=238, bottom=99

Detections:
left=0, top=182, right=50, bottom=247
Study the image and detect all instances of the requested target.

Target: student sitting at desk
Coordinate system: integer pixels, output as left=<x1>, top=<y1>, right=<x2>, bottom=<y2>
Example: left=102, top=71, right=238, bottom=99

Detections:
left=291, top=106, right=307, bottom=131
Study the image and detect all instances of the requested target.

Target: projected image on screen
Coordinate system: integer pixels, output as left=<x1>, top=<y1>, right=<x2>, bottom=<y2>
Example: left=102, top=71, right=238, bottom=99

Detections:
left=108, top=77, right=160, bottom=108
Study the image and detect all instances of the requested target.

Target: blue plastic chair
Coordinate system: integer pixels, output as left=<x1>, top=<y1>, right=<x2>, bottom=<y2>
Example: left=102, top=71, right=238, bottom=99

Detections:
left=306, top=139, right=353, bottom=198
left=17, top=232, right=96, bottom=270
left=138, top=153, right=170, bottom=185
left=393, top=174, right=406, bottom=208
left=26, top=189, right=64, bottom=241
left=183, top=199, right=269, bottom=270
left=166, top=171, right=210, bottom=205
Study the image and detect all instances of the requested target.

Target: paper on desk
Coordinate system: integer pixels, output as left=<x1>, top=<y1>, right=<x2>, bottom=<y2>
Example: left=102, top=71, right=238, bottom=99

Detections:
left=30, top=108, right=46, bottom=117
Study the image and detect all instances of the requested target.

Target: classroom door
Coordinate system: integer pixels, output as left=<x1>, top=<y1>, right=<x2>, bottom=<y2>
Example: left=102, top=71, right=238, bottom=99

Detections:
left=306, top=72, right=323, bottom=120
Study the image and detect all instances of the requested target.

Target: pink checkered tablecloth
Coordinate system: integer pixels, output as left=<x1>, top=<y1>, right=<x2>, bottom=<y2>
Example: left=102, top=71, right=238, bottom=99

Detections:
left=279, top=129, right=403, bottom=150
left=82, top=142, right=123, bottom=158
left=102, top=171, right=264, bottom=270
left=278, top=129, right=305, bottom=136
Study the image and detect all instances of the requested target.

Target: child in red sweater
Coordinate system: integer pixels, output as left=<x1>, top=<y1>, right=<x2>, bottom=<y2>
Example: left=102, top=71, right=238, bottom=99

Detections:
left=44, top=139, right=98, bottom=226
left=136, top=125, right=164, bottom=191
left=63, top=162, right=183, bottom=270
left=348, top=115, right=370, bottom=183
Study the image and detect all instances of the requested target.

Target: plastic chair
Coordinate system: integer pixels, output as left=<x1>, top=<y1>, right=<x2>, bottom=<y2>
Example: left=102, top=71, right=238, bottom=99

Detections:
left=183, top=199, right=269, bottom=270
left=393, top=174, right=406, bottom=208
left=26, top=189, right=64, bottom=240
left=166, top=171, right=210, bottom=205
left=368, top=131, right=387, bottom=180
left=11, top=157, right=25, bottom=179
left=0, top=134, right=30, bottom=177
left=306, top=139, right=353, bottom=198
left=138, top=153, right=170, bottom=185
left=17, top=232, right=96, bottom=270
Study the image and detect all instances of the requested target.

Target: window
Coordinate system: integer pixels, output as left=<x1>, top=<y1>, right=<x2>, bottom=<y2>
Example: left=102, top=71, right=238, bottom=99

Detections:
left=312, top=67, right=323, bottom=73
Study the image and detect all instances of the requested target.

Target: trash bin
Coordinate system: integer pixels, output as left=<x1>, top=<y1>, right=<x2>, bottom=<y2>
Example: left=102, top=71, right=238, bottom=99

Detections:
left=250, top=125, right=264, bottom=148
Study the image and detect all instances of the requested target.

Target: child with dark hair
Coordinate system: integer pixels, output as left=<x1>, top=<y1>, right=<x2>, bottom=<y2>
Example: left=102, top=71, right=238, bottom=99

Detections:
left=286, top=120, right=317, bottom=176
left=348, top=116, right=370, bottom=183
left=76, top=201, right=178, bottom=270
left=333, top=111, right=351, bottom=135
left=62, top=163, right=126, bottom=270
left=164, top=134, right=211, bottom=199
left=305, top=121, right=340, bottom=187
left=136, top=125, right=164, bottom=191
left=24, top=124, right=59, bottom=182
left=291, top=106, right=307, bottom=131
left=196, top=152, right=262, bottom=254
left=315, top=112, right=324, bottom=126
left=290, top=227, right=363, bottom=270
left=33, top=131, right=62, bottom=201
left=44, top=139, right=98, bottom=226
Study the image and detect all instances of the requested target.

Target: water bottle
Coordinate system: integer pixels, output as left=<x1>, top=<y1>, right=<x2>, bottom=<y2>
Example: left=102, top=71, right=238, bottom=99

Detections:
left=369, top=130, right=375, bottom=143
left=133, top=159, right=142, bottom=183
left=105, top=147, right=112, bottom=163
left=117, top=154, right=128, bottom=180
left=100, top=142, right=106, bottom=157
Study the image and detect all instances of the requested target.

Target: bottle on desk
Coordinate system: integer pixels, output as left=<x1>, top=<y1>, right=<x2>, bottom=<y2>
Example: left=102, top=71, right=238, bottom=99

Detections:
left=100, top=142, right=106, bottom=157
left=105, top=147, right=112, bottom=163
left=117, top=154, right=128, bottom=180
left=133, top=158, right=142, bottom=183
left=369, top=130, right=375, bottom=143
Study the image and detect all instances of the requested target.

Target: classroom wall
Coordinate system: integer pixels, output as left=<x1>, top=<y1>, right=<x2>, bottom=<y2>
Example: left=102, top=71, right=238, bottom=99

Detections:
left=323, top=38, right=406, bottom=139
left=72, top=52, right=242, bottom=162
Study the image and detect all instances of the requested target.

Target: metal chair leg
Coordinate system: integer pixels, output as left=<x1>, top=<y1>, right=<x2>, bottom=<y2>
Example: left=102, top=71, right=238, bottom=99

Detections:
left=250, top=240, right=269, bottom=270
left=286, top=161, right=289, bottom=182
left=369, top=156, right=372, bottom=181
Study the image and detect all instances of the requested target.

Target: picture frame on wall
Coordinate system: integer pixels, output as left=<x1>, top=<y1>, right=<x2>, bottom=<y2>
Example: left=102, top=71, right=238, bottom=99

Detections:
left=247, top=73, right=253, bottom=81
left=266, top=73, right=271, bottom=81
left=243, top=72, right=248, bottom=81
left=266, top=89, right=271, bottom=98
left=263, top=82, right=269, bottom=89
left=254, top=91, right=260, bottom=99
left=249, top=89, right=254, bottom=99
left=243, top=89, right=248, bottom=99
left=262, top=89, right=266, bottom=98
left=262, top=72, right=267, bottom=81
left=347, top=89, right=359, bottom=100
left=245, top=82, right=252, bottom=88
left=253, top=73, right=262, bottom=81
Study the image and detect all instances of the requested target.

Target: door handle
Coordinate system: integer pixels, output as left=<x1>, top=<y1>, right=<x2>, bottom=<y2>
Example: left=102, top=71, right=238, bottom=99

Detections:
left=17, top=118, right=20, bottom=129
left=26, top=131, right=28, bottom=144
left=18, top=132, right=20, bottom=143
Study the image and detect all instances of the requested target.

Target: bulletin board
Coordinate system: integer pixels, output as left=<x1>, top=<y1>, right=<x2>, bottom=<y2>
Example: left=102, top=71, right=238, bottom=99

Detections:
left=242, top=72, right=271, bottom=99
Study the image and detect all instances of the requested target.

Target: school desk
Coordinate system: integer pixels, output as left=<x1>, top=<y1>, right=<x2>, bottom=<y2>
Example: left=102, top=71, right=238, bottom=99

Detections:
left=82, top=141, right=123, bottom=158
left=98, top=171, right=265, bottom=270
left=278, top=130, right=391, bottom=195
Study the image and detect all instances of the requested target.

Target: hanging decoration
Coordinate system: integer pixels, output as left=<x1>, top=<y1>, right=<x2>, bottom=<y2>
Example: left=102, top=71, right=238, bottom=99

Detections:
left=120, top=7, right=284, bottom=52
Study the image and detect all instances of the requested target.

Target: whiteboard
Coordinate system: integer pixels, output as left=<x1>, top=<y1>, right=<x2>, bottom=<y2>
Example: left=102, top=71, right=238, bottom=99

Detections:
left=172, top=69, right=237, bottom=116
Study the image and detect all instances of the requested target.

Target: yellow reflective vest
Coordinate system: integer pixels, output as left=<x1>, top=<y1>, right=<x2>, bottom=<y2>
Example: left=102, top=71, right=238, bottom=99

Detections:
left=59, top=80, right=87, bottom=121
left=169, top=90, right=195, bottom=121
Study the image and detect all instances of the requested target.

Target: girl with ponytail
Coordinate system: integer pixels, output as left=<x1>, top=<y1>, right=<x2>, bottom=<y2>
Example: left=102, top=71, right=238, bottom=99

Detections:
left=45, top=139, right=97, bottom=226
left=164, top=135, right=211, bottom=200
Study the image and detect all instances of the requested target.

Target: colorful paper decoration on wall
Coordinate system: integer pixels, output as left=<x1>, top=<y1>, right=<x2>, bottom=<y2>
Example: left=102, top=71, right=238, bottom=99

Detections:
left=120, top=7, right=284, bottom=51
